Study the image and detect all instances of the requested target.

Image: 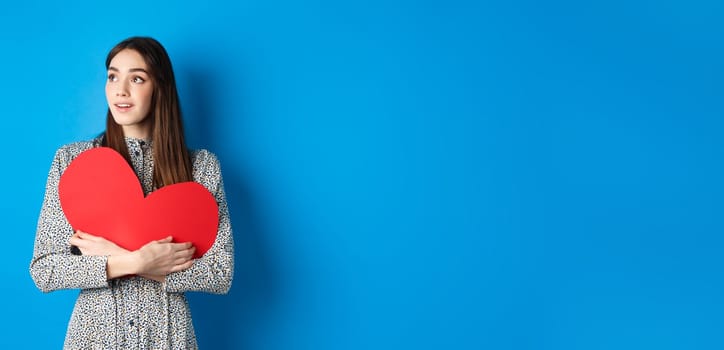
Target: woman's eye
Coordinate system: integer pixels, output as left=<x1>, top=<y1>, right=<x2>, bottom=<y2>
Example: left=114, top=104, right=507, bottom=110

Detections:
left=107, top=74, right=117, bottom=82
left=132, top=76, right=145, bottom=84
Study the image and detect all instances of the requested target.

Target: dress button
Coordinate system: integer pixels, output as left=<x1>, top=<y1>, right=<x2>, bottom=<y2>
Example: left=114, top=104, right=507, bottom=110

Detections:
left=129, top=320, right=135, bottom=327
left=134, top=151, right=140, bottom=156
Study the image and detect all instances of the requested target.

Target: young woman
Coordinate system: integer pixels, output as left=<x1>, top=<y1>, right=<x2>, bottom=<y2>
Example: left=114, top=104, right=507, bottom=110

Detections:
left=30, top=37, right=234, bottom=349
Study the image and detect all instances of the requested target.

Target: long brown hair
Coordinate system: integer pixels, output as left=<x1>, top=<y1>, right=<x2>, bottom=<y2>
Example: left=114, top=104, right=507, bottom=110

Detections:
left=102, top=36, right=193, bottom=188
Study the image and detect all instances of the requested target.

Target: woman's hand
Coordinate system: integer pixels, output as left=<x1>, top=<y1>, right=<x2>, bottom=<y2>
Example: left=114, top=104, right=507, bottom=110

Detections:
left=70, top=230, right=129, bottom=256
left=97, top=235, right=195, bottom=281
left=133, top=236, right=195, bottom=279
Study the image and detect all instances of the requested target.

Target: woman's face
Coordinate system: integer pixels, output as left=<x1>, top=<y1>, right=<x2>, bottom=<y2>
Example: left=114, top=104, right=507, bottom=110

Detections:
left=105, top=49, right=154, bottom=139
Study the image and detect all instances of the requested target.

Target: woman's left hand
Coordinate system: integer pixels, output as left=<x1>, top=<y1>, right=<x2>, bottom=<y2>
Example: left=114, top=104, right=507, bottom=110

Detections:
left=69, top=230, right=129, bottom=256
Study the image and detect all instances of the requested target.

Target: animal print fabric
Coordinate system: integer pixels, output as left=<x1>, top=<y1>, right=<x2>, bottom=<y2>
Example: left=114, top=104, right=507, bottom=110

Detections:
left=30, top=137, right=234, bottom=349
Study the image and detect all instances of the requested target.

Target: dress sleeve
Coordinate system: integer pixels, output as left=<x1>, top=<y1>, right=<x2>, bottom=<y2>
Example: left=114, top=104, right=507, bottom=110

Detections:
left=29, top=147, right=110, bottom=292
left=163, top=151, right=234, bottom=294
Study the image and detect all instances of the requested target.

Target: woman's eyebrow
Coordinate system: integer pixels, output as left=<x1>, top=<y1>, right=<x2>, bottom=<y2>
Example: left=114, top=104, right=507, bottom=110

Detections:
left=108, top=66, right=149, bottom=74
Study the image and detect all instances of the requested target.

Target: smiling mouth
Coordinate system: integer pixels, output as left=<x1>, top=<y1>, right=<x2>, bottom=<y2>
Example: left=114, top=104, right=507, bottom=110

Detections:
left=115, top=104, right=133, bottom=108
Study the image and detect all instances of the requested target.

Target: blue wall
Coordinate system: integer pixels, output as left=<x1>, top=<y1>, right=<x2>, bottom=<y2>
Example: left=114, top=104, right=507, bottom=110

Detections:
left=3, top=0, right=724, bottom=348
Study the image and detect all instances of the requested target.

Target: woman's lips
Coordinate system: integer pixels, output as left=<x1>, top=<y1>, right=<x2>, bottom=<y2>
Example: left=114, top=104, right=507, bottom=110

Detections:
left=114, top=103, right=134, bottom=112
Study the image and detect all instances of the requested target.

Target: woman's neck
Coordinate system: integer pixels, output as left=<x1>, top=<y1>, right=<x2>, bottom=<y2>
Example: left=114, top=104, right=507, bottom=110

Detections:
left=121, top=124, right=151, bottom=140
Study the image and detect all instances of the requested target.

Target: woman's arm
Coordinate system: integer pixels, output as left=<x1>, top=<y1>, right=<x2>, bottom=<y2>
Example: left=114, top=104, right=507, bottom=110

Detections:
left=30, top=146, right=110, bottom=292
left=163, top=151, right=234, bottom=294
left=71, top=231, right=195, bottom=280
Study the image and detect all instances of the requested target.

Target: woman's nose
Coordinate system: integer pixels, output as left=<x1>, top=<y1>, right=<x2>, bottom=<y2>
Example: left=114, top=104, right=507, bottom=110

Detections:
left=115, top=82, right=130, bottom=97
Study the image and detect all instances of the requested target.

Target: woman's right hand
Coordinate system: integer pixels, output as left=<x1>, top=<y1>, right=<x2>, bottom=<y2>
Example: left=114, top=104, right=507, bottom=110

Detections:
left=133, top=236, right=195, bottom=278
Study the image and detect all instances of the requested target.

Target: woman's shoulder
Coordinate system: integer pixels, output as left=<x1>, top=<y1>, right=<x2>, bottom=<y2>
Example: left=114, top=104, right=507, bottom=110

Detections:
left=52, top=138, right=102, bottom=163
left=190, top=148, right=224, bottom=185
left=190, top=148, right=220, bottom=168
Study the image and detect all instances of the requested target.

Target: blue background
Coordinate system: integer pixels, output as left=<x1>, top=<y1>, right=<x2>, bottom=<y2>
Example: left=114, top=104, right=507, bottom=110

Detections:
left=2, top=0, right=723, bottom=349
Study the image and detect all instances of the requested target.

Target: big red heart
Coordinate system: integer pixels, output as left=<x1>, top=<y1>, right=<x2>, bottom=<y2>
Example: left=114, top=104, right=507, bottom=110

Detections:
left=58, top=147, right=218, bottom=258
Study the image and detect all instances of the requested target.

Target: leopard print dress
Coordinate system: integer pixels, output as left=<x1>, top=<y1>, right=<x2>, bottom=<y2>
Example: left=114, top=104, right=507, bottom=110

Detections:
left=30, top=137, right=234, bottom=349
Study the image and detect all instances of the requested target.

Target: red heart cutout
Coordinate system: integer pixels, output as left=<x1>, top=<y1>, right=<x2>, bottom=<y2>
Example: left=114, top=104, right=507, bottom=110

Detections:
left=58, top=147, right=218, bottom=258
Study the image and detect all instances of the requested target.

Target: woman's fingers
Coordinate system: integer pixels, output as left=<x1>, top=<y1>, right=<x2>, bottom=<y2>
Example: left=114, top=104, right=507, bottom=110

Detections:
left=69, top=232, right=94, bottom=246
left=174, top=251, right=195, bottom=264
left=75, top=231, right=107, bottom=242
left=171, top=259, right=194, bottom=273
left=76, top=230, right=95, bottom=240
left=169, top=244, right=195, bottom=270
left=156, top=236, right=174, bottom=243
left=173, top=257, right=192, bottom=267
left=69, top=235, right=84, bottom=247
left=135, top=239, right=196, bottom=276
left=173, top=243, right=195, bottom=254
left=167, top=242, right=194, bottom=257
left=171, top=241, right=193, bottom=249
left=172, top=247, right=195, bottom=264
